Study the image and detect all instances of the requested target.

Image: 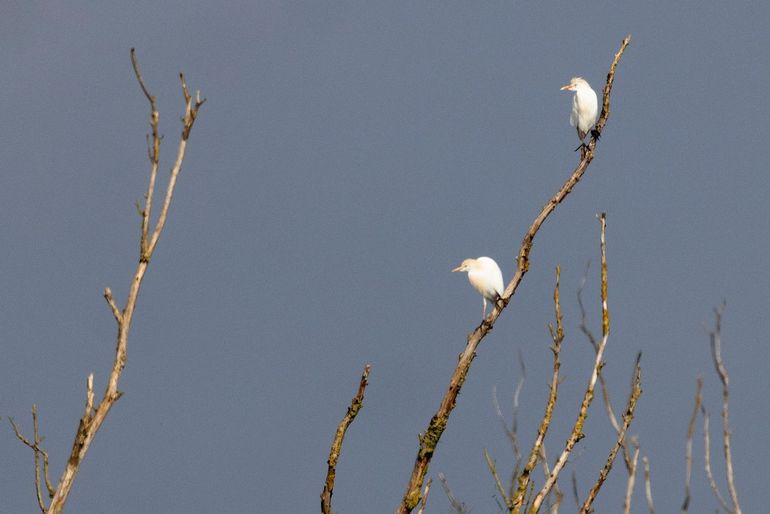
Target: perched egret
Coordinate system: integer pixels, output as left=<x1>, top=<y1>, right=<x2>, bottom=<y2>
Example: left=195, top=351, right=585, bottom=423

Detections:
left=451, top=257, right=504, bottom=319
left=560, top=77, right=598, bottom=142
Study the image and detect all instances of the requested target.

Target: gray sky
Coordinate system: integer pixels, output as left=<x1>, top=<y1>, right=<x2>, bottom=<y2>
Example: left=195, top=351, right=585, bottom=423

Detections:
left=2, top=2, right=768, bottom=513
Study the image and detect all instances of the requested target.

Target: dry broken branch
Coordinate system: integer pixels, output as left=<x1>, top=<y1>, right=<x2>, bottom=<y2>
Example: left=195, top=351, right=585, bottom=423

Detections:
left=321, top=364, right=371, bottom=514
left=396, top=36, right=631, bottom=513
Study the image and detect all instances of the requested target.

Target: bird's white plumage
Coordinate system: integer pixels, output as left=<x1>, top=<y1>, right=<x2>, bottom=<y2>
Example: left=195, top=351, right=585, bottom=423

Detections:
left=561, top=77, right=598, bottom=141
left=452, top=256, right=505, bottom=318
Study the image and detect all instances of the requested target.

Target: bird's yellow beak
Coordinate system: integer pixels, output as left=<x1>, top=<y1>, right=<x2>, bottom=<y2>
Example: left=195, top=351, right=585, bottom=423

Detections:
left=451, top=265, right=464, bottom=273
left=560, top=83, right=574, bottom=91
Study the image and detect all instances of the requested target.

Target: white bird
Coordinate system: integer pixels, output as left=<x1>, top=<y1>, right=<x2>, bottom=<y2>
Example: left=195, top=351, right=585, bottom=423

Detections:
left=560, top=77, right=598, bottom=142
left=451, top=256, right=504, bottom=319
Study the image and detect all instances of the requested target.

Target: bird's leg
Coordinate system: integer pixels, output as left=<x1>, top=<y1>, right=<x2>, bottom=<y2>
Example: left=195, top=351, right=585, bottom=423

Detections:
left=574, top=141, right=587, bottom=152
left=590, top=128, right=601, bottom=141
left=482, top=299, right=488, bottom=319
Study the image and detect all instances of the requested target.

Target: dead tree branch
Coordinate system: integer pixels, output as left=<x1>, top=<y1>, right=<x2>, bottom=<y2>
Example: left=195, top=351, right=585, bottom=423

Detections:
left=395, top=35, right=631, bottom=513
left=29, top=49, right=206, bottom=514
left=321, top=364, right=371, bottom=514
left=680, top=378, right=703, bottom=514
left=708, top=305, right=742, bottom=514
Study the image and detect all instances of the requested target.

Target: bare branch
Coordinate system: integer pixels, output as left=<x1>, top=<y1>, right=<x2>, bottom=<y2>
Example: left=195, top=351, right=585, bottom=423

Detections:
left=321, top=364, right=371, bottom=514
left=395, top=36, right=631, bottom=513
left=45, top=52, right=204, bottom=514
left=527, top=212, right=613, bottom=514
left=642, top=456, right=655, bottom=514
left=510, top=267, right=564, bottom=512
left=680, top=378, right=703, bottom=514
left=579, top=354, right=642, bottom=513
left=702, top=406, right=730, bottom=512
left=709, top=306, right=742, bottom=514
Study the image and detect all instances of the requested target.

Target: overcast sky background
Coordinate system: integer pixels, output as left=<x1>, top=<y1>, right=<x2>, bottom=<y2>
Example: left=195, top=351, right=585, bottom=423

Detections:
left=1, top=2, right=768, bottom=513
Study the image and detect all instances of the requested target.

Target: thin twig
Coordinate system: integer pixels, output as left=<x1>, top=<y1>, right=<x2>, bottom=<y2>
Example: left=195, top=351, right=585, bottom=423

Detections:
left=702, top=406, right=731, bottom=512
left=130, top=48, right=160, bottom=254
left=417, top=479, right=432, bottom=514
left=510, top=267, right=564, bottom=512
left=9, top=405, right=54, bottom=512
left=395, top=36, right=631, bottom=513
left=642, top=456, right=655, bottom=514
left=579, top=354, right=642, bottom=513
left=622, top=437, right=641, bottom=514
left=570, top=472, right=580, bottom=509
left=492, top=350, right=526, bottom=464
left=709, top=306, right=742, bottom=514
left=103, top=287, right=122, bottom=324
left=321, top=364, right=371, bottom=514
left=538, top=445, right=563, bottom=514
left=438, top=472, right=468, bottom=514
left=680, top=378, right=703, bottom=514
left=527, top=212, right=613, bottom=514
left=486, top=449, right=512, bottom=508
left=416, top=479, right=433, bottom=514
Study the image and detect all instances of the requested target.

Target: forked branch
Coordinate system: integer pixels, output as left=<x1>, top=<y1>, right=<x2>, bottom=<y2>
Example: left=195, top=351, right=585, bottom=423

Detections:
left=24, top=50, right=205, bottom=514
left=396, top=35, right=631, bottom=513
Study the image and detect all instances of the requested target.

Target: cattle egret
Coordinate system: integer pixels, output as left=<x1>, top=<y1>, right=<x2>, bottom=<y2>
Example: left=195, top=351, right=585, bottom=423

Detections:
left=560, top=77, right=598, bottom=142
left=451, top=257, right=504, bottom=319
